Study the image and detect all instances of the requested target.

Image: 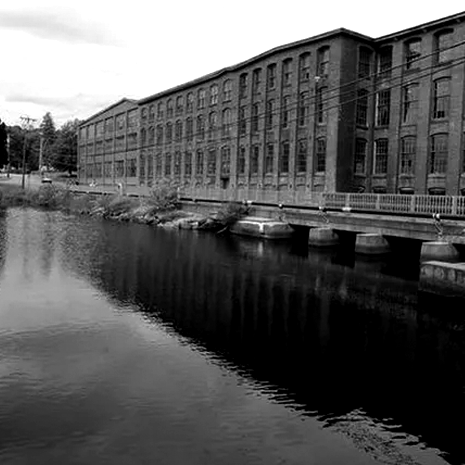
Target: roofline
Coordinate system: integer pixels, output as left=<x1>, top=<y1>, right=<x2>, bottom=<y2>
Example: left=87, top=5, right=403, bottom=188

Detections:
left=376, top=10, right=465, bottom=42
left=79, top=97, right=137, bottom=126
left=139, top=28, right=373, bottom=104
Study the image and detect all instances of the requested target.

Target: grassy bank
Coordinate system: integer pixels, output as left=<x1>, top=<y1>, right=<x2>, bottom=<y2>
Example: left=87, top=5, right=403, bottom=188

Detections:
left=0, top=183, right=249, bottom=231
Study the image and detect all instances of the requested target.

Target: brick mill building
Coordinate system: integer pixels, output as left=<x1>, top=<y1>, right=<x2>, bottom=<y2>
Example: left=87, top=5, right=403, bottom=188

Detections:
left=78, top=11, right=465, bottom=199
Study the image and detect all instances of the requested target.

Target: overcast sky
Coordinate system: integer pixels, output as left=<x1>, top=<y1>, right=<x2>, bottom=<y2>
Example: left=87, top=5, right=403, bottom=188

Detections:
left=0, top=1, right=463, bottom=128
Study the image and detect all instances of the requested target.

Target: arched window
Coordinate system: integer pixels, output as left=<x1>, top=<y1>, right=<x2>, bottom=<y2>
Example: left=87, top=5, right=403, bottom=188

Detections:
left=223, top=80, right=232, bottom=101
left=299, top=53, right=311, bottom=81
left=434, top=29, right=453, bottom=64
left=317, top=46, right=330, bottom=77
left=210, top=84, right=218, bottom=105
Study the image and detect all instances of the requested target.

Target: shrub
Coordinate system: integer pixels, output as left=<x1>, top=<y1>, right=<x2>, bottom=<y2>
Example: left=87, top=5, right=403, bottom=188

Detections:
left=147, top=179, right=180, bottom=212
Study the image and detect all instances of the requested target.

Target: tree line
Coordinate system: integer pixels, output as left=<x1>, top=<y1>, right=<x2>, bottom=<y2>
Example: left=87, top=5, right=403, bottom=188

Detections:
left=0, top=112, right=80, bottom=175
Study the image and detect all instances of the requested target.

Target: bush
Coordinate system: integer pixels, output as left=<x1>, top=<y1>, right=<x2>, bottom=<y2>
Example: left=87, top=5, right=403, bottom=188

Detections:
left=215, top=201, right=249, bottom=227
left=147, top=179, right=180, bottom=212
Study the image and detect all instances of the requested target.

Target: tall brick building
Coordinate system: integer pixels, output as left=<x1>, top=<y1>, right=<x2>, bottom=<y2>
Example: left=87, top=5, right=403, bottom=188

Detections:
left=78, top=11, right=465, bottom=198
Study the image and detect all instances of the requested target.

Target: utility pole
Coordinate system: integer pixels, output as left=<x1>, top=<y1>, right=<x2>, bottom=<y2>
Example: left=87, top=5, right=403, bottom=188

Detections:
left=20, top=115, right=36, bottom=189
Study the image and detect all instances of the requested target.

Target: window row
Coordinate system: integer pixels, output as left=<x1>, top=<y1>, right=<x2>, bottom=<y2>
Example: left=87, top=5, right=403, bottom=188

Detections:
left=356, top=78, right=451, bottom=128
left=353, top=134, right=453, bottom=176
left=357, top=29, right=454, bottom=79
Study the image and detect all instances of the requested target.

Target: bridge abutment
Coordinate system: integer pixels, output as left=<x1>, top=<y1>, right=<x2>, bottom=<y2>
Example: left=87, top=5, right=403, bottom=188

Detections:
left=420, top=241, right=459, bottom=262
left=308, top=227, right=339, bottom=247
left=355, top=233, right=390, bottom=255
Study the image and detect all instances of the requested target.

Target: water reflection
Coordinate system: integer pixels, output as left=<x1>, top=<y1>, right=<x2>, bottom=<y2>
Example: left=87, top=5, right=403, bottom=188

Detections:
left=60, top=219, right=465, bottom=465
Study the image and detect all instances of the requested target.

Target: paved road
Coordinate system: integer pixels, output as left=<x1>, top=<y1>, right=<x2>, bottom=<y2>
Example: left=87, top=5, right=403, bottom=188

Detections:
left=0, top=173, right=68, bottom=189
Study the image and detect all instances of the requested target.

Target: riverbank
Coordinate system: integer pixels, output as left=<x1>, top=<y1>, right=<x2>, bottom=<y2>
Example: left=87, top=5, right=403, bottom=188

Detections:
left=0, top=183, right=249, bottom=231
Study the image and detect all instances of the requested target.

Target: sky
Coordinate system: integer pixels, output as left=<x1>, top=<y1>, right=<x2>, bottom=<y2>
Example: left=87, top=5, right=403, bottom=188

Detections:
left=0, top=1, right=463, bottom=128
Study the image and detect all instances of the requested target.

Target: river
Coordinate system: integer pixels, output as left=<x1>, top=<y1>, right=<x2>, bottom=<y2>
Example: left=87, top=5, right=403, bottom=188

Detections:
left=0, top=208, right=464, bottom=465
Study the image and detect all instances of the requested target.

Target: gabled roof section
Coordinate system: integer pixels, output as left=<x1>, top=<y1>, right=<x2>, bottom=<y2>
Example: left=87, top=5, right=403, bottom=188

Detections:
left=80, top=97, right=137, bottom=126
left=139, top=28, right=374, bottom=104
left=376, top=10, right=465, bottom=43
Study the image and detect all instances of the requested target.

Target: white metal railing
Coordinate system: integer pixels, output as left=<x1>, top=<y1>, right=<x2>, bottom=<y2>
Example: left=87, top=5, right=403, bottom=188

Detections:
left=322, top=193, right=465, bottom=217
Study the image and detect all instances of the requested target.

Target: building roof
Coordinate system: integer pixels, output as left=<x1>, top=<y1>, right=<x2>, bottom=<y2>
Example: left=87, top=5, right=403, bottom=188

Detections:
left=138, top=28, right=372, bottom=105
left=376, top=10, right=465, bottom=42
left=79, top=98, right=137, bottom=126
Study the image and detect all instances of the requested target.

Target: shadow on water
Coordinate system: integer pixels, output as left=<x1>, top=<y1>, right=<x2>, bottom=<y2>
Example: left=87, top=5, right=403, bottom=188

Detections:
left=60, top=219, right=465, bottom=465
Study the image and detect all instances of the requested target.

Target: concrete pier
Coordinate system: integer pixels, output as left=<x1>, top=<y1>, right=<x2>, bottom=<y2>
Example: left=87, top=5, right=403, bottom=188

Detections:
left=355, top=233, right=390, bottom=255
left=420, top=241, right=459, bottom=262
left=229, top=217, right=294, bottom=239
left=308, top=227, right=339, bottom=247
left=419, top=261, right=465, bottom=297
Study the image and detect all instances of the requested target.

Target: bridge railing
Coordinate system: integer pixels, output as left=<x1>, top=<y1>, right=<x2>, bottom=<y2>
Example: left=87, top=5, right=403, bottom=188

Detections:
left=323, top=193, right=465, bottom=217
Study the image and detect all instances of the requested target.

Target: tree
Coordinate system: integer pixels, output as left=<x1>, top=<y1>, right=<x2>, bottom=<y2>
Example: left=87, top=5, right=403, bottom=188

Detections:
left=39, top=112, right=56, bottom=168
left=5, top=125, right=40, bottom=171
left=52, top=119, right=80, bottom=174
left=0, top=119, right=7, bottom=168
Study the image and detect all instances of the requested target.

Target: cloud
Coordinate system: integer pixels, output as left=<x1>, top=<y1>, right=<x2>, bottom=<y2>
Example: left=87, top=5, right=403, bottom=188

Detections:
left=0, top=9, right=119, bottom=46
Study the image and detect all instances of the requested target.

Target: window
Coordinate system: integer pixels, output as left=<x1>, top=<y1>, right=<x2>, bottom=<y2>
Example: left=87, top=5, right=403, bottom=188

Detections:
left=402, top=84, right=418, bottom=124
left=186, top=117, right=193, bottom=141
left=354, top=138, right=367, bottom=174
left=176, top=96, right=183, bottom=115
left=186, top=93, right=194, bottom=113
left=207, top=148, right=216, bottom=176
left=210, top=84, right=218, bottom=105
left=166, top=122, right=172, bottom=143
left=223, top=80, right=232, bottom=101
left=251, top=104, right=259, bottom=133
left=429, top=134, right=448, bottom=174
left=239, top=106, right=246, bottom=136
left=157, top=102, right=164, bottom=119
left=155, top=153, right=162, bottom=177
left=374, top=139, right=388, bottom=174
left=317, top=46, right=329, bottom=77
left=267, top=64, right=276, bottom=89
left=148, top=127, right=154, bottom=145
left=239, top=73, right=247, bottom=99
left=435, top=30, right=453, bottom=64
left=316, top=87, right=327, bottom=124
left=139, top=152, right=145, bottom=180
left=96, top=121, right=104, bottom=138
left=432, top=78, right=450, bottom=119
left=358, top=47, right=372, bottom=78
left=175, top=120, right=182, bottom=142
left=197, top=115, right=205, bottom=140
left=127, top=158, right=137, bottom=177
left=115, top=136, right=125, bottom=152
left=105, top=118, right=113, bottom=134
left=299, top=53, right=310, bottom=82
left=104, top=139, right=112, bottom=153
left=115, top=160, right=124, bottom=177
left=116, top=114, right=125, bottom=131
left=237, top=146, right=246, bottom=174
left=167, top=99, right=173, bottom=118
left=298, top=92, right=308, bottom=126
left=316, top=138, right=326, bottom=173
left=95, top=141, right=103, bottom=154
left=222, top=108, right=231, bottom=137
left=141, top=128, right=147, bottom=147
left=149, top=105, right=155, bottom=122
left=198, top=89, right=205, bottom=109
left=281, top=96, right=290, bottom=128
left=104, top=161, right=112, bottom=178
left=127, top=109, right=137, bottom=128
left=252, top=69, right=261, bottom=95
left=279, top=141, right=290, bottom=174
left=297, top=139, right=307, bottom=173
left=208, top=112, right=217, bottom=140
left=266, top=99, right=274, bottom=130
left=405, top=39, right=421, bottom=69
left=221, top=146, right=230, bottom=176
left=250, top=145, right=259, bottom=175
left=400, top=136, right=416, bottom=175
left=282, top=59, right=292, bottom=86
left=196, top=149, right=204, bottom=175
left=174, top=151, right=181, bottom=176
left=185, top=151, right=192, bottom=177
left=377, top=47, right=392, bottom=77
left=147, top=152, right=153, bottom=182
left=356, top=89, right=369, bottom=126
left=265, top=143, right=274, bottom=174
left=156, top=125, right=163, bottom=146
left=165, top=153, right=171, bottom=176
left=375, top=90, right=390, bottom=126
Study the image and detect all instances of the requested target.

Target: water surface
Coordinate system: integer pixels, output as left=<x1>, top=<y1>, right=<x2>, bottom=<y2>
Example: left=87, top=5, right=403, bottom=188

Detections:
left=0, top=208, right=463, bottom=465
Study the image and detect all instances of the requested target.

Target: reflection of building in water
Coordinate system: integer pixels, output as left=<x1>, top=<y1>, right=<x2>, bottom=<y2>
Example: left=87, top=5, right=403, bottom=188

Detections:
left=0, top=211, right=7, bottom=282
left=61, top=220, right=465, bottom=461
